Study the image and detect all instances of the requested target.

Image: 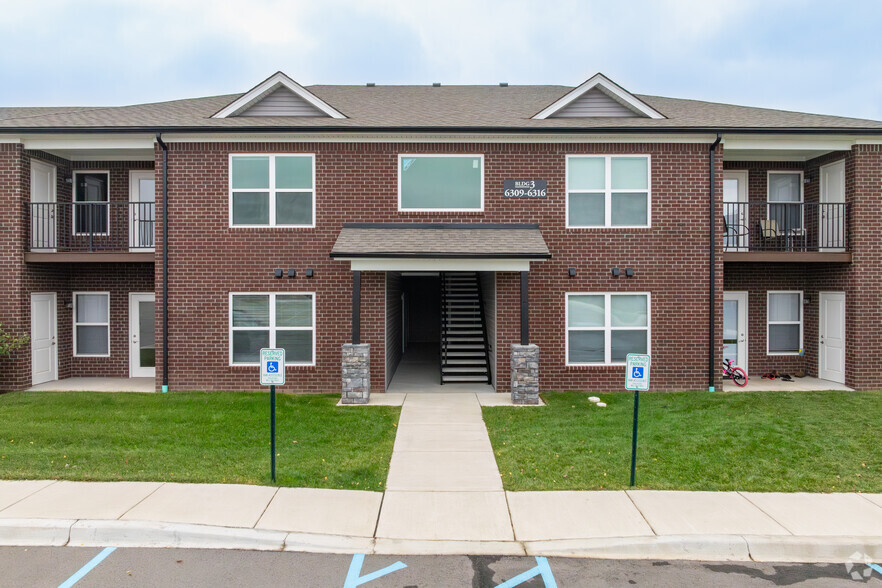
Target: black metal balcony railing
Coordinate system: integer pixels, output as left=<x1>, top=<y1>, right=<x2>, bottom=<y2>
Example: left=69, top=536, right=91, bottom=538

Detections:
left=29, top=202, right=155, bottom=252
left=723, top=201, right=848, bottom=253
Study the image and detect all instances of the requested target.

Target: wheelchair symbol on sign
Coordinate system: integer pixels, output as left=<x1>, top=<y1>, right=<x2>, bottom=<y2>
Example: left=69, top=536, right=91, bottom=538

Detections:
left=632, top=367, right=644, bottom=379
left=266, top=361, right=279, bottom=374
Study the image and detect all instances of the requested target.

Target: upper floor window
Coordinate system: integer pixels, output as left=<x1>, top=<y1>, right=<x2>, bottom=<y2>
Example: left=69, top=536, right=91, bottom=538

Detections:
left=398, top=155, right=483, bottom=211
left=566, top=155, right=650, bottom=228
left=230, top=154, right=314, bottom=227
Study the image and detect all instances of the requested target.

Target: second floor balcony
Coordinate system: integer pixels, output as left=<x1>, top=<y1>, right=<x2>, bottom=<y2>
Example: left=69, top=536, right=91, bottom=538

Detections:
left=723, top=201, right=850, bottom=262
left=27, top=201, right=155, bottom=262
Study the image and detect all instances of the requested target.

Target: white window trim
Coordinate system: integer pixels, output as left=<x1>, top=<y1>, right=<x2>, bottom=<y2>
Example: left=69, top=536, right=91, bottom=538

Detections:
left=72, top=170, right=110, bottom=236
left=565, top=292, right=651, bottom=366
left=565, top=154, right=651, bottom=229
left=228, top=292, right=316, bottom=366
left=767, top=290, right=803, bottom=356
left=397, top=154, right=485, bottom=212
left=766, top=170, right=805, bottom=230
left=229, top=154, right=316, bottom=228
left=72, top=291, right=111, bottom=357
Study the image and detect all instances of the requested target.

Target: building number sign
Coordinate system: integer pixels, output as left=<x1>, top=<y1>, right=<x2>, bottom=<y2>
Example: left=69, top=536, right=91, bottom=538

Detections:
left=503, top=179, right=547, bottom=198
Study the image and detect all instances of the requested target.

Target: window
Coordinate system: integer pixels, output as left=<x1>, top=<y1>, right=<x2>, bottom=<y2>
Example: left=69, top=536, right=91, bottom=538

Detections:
left=73, top=292, right=110, bottom=356
left=767, top=291, right=802, bottom=355
left=567, top=155, right=650, bottom=228
left=566, top=293, right=650, bottom=365
left=767, top=171, right=803, bottom=233
left=398, top=155, right=483, bottom=211
left=230, top=154, right=314, bottom=227
left=73, top=171, right=109, bottom=235
left=229, top=293, right=315, bottom=365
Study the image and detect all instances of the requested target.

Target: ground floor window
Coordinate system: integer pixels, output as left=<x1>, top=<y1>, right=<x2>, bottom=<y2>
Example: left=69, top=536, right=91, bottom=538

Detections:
left=73, top=292, right=110, bottom=356
left=767, top=291, right=802, bottom=355
left=229, top=293, right=315, bottom=365
left=566, top=292, right=650, bottom=365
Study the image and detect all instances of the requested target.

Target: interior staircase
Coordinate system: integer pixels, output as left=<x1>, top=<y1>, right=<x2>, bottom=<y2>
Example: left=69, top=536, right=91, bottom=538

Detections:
left=440, top=272, right=492, bottom=384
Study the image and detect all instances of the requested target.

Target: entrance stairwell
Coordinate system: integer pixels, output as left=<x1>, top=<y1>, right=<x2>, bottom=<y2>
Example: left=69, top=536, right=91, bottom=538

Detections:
left=440, top=272, right=492, bottom=384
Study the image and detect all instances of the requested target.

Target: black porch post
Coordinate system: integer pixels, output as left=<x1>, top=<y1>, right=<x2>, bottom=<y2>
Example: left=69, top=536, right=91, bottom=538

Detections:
left=352, top=270, right=361, bottom=344
left=520, top=271, right=529, bottom=345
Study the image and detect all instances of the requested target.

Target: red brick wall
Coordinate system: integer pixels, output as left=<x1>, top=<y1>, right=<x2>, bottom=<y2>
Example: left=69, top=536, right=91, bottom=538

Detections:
left=0, top=144, right=27, bottom=390
left=157, top=141, right=723, bottom=392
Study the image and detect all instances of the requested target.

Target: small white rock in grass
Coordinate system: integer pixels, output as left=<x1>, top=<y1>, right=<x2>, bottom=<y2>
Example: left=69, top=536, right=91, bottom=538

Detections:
left=588, top=396, right=601, bottom=403
left=596, top=402, right=607, bottom=408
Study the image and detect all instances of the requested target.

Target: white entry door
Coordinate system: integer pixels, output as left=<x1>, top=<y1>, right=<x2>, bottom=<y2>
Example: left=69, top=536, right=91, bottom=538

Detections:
left=819, top=292, right=845, bottom=383
left=129, top=293, right=156, bottom=378
left=820, top=160, right=845, bottom=251
left=129, top=171, right=156, bottom=251
left=30, top=160, right=57, bottom=251
left=723, top=171, right=749, bottom=251
left=723, top=292, right=748, bottom=374
left=31, top=293, right=57, bottom=385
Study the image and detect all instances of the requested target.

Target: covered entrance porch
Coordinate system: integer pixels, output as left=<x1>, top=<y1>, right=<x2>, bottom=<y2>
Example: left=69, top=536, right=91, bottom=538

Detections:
left=331, top=223, right=550, bottom=403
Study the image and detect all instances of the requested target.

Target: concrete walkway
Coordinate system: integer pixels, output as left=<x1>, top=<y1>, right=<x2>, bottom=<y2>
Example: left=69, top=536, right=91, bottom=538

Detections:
left=377, top=392, right=513, bottom=547
left=1, top=480, right=882, bottom=561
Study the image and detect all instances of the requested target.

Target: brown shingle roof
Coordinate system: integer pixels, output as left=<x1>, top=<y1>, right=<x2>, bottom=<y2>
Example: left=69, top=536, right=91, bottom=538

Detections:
left=330, top=224, right=551, bottom=259
left=1, top=86, right=880, bottom=130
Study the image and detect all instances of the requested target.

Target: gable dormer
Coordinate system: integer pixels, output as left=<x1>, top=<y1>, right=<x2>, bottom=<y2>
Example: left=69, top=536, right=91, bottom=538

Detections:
left=533, top=73, right=665, bottom=120
left=212, top=71, right=346, bottom=119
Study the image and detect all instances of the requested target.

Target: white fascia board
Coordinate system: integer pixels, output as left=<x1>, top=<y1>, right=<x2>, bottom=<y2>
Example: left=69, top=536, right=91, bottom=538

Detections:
left=212, top=71, right=346, bottom=119
left=723, top=135, right=856, bottom=152
left=22, top=134, right=156, bottom=151
left=344, top=258, right=536, bottom=272
left=533, top=73, right=666, bottom=120
left=161, top=132, right=717, bottom=144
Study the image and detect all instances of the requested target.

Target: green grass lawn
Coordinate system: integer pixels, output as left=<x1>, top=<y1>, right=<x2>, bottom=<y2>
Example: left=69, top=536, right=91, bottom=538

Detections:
left=0, top=391, right=399, bottom=490
left=483, top=390, right=881, bottom=493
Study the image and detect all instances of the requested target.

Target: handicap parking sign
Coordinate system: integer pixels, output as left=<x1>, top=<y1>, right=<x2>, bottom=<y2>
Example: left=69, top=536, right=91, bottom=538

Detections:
left=625, top=354, right=650, bottom=391
left=260, top=348, right=285, bottom=385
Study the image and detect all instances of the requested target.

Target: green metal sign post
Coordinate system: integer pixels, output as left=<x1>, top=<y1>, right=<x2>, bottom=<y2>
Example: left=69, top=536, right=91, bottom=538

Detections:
left=625, top=353, right=650, bottom=487
left=260, top=348, right=285, bottom=483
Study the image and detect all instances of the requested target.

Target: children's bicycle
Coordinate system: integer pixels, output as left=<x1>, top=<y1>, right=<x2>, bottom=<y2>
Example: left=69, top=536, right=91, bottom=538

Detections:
left=722, top=358, right=748, bottom=387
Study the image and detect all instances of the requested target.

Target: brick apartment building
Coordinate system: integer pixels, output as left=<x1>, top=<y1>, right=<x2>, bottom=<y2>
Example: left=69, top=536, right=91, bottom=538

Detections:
left=1, top=72, right=880, bottom=398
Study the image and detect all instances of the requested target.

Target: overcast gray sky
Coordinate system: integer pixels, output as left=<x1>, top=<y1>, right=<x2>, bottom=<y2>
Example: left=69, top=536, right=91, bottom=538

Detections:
left=2, top=0, right=881, bottom=120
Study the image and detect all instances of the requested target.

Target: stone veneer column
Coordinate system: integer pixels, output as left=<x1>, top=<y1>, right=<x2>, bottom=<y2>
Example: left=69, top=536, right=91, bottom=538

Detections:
left=510, top=344, right=539, bottom=405
left=341, top=343, right=370, bottom=404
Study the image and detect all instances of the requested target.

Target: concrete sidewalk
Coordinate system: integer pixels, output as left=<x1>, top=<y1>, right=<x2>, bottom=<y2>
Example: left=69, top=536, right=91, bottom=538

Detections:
left=2, top=480, right=882, bottom=562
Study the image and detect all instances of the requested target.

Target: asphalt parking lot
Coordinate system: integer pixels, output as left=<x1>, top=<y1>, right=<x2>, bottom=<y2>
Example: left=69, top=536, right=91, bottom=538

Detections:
left=3, top=546, right=880, bottom=587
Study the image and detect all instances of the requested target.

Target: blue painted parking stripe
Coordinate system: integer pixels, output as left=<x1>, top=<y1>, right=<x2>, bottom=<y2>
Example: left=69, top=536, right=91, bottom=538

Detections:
left=57, top=546, right=116, bottom=588
left=869, top=563, right=882, bottom=575
left=344, top=553, right=407, bottom=587
left=496, top=556, right=557, bottom=588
